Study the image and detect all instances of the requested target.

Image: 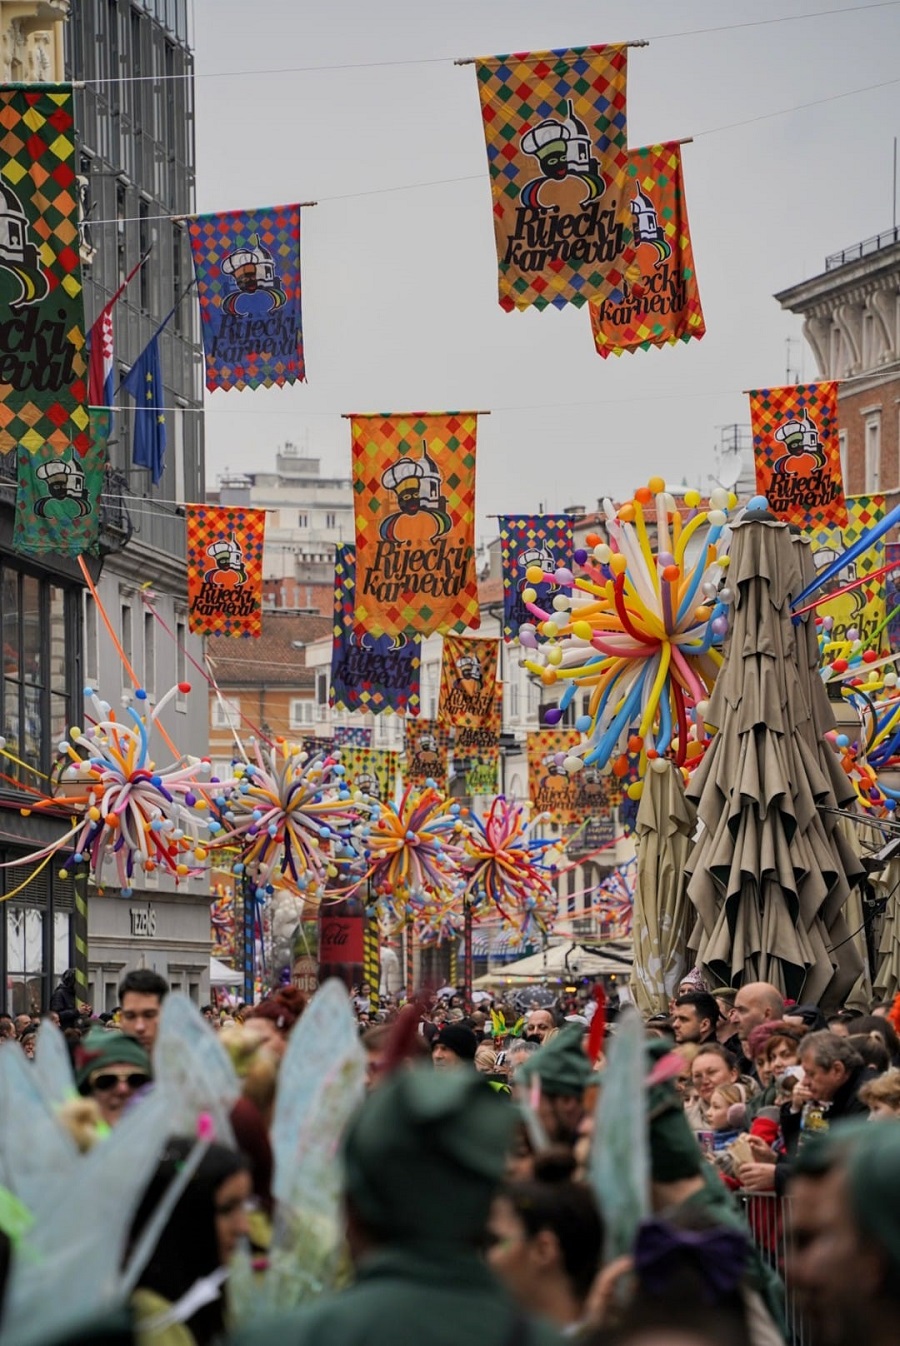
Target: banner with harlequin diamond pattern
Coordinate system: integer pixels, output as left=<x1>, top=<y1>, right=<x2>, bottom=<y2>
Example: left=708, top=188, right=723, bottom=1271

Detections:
left=810, top=495, right=886, bottom=652
left=351, top=412, right=480, bottom=636
left=499, top=515, right=574, bottom=640
left=749, top=382, right=846, bottom=530
left=187, top=204, right=304, bottom=392
left=333, top=725, right=373, bottom=748
left=528, top=729, right=582, bottom=824
left=339, top=746, right=398, bottom=802
left=186, top=505, right=266, bottom=637
left=474, top=45, right=633, bottom=311
left=590, top=143, right=706, bottom=358
left=0, top=85, right=88, bottom=457
left=330, top=542, right=421, bottom=715
left=13, top=408, right=106, bottom=557
left=452, top=724, right=500, bottom=796
left=404, top=718, right=451, bottom=791
left=439, top=636, right=500, bottom=728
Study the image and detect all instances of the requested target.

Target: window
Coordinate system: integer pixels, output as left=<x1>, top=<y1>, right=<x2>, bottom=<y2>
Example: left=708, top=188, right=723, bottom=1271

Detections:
left=84, top=593, right=99, bottom=686
left=508, top=674, right=520, bottom=722
left=120, top=599, right=133, bottom=681
left=838, top=429, right=849, bottom=492
left=426, top=663, right=440, bottom=720
left=211, top=758, right=234, bottom=781
left=143, top=610, right=156, bottom=694
left=175, top=615, right=187, bottom=709
left=289, top=698, right=314, bottom=729
left=7, top=907, right=43, bottom=1015
left=298, top=512, right=308, bottom=529
left=866, top=414, right=882, bottom=493
left=1, top=567, right=78, bottom=787
left=325, top=513, right=337, bottom=530
left=212, top=697, right=241, bottom=729
left=315, top=670, right=330, bottom=722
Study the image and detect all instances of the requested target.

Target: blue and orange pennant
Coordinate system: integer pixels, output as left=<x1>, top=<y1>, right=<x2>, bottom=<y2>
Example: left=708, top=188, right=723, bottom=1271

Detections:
left=330, top=542, right=421, bottom=715
left=499, top=515, right=574, bottom=641
left=188, top=204, right=304, bottom=391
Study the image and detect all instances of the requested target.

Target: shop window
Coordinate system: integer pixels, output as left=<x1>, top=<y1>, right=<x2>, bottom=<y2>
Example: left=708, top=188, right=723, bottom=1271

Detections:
left=7, top=906, right=43, bottom=1015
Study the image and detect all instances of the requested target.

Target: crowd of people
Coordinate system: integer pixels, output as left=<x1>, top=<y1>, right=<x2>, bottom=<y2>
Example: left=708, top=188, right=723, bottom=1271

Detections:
left=1, top=966, right=899, bottom=1346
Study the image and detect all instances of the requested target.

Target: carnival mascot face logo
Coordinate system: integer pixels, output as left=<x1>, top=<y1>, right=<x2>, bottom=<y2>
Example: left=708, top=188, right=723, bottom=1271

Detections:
left=204, top=534, right=248, bottom=589
left=772, top=415, right=826, bottom=480
left=220, top=232, right=286, bottom=315
left=34, top=459, right=90, bottom=517
left=0, top=181, right=50, bottom=309
left=520, top=100, right=607, bottom=210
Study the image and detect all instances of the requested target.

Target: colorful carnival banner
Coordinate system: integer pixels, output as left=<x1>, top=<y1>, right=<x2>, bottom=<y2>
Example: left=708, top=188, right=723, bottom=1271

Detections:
left=186, top=505, right=266, bottom=637
left=453, top=724, right=500, bottom=796
left=333, top=725, right=373, bottom=748
left=749, top=382, right=846, bottom=530
left=811, top=495, right=886, bottom=650
left=527, top=728, right=617, bottom=826
left=474, top=45, right=632, bottom=311
left=499, top=515, right=574, bottom=641
left=340, top=746, right=398, bottom=802
left=13, top=409, right=107, bottom=557
left=439, top=636, right=500, bottom=728
left=330, top=543, right=421, bottom=716
left=188, top=204, right=304, bottom=392
left=404, top=718, right=451, bottom=791
left=350, top=412, right=480, bottom=636
left=0, top=85, right=88, bottom=456
left=590, top=142, right=706, bottom=358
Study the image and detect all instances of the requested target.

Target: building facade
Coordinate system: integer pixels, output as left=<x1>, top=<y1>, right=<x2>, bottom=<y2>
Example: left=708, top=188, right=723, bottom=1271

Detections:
left=776, top=229, right=900, bottom=507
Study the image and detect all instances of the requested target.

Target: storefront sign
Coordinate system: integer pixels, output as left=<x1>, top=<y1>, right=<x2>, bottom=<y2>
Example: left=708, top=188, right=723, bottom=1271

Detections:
left=130, top=907, right=157, bottom=938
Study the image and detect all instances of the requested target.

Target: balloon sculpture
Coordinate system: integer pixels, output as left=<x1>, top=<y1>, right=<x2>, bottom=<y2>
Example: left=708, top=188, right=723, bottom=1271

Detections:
left=24, top=685, right=215, bottom=894
left=518, top=479, right=734, bottom=791
left=461, top=796, right=557, bottom=941
left=359, top=784, right=466, bottom=930
left=208, top=742, right=362, bottom=900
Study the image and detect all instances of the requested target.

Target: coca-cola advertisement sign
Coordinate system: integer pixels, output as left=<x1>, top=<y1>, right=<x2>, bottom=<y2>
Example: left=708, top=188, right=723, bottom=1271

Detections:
left=319, top=915, right=364, bottom=964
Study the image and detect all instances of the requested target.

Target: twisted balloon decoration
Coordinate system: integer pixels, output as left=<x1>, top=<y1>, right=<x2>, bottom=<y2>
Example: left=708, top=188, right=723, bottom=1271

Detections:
left=361, top=785, right=466, bottom=927
left=461, top=796, right=557, bottom=939
left=208, top=741, right=362, bottom=899
left=519, top=480, right=733, bottom=787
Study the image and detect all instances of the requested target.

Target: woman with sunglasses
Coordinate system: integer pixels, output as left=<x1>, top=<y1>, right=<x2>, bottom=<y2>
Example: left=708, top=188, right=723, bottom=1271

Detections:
left=74, top=1029, right=153, bottom=1127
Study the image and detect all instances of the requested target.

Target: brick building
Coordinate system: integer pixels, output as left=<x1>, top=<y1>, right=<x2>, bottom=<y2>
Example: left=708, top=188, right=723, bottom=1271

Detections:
left=776, top=229, right=900, bottom=510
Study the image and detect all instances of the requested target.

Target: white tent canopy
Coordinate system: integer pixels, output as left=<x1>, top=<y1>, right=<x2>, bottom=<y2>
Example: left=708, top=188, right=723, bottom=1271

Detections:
left=209, top=956, right=242, bottom=987
left=474, top=940, right=632, bottom=986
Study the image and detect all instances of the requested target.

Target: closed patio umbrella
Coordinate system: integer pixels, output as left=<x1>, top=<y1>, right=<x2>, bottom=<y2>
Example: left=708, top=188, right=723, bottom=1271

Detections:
left=684, top=510, right=865, bottom=1008
left=630, top=758, right=694, bottom=1015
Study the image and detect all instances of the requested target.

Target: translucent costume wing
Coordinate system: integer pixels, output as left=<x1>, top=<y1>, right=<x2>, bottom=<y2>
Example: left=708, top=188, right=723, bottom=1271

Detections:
left=2, top=1085, right=174, bottom=1345
left=0, top=1032, right=77, bottom=1197
left=234, top=978, right=365, bottom=1321
left=590, top=1007, right=649, bottom=1262
left=31, top=1018, right=77, bottom=1112
left=153, top=993, right=240, bottom=1141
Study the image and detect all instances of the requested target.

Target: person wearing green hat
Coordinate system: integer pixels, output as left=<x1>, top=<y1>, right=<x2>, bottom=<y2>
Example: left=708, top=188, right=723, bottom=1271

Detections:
left=515, top=1026, right=594, bottom=1147
left=74, top=1029, right=153, bottom=1127
left=230, top=1066, right=563, bottom=1346
left=787, top=1120, right=900, bottom=1346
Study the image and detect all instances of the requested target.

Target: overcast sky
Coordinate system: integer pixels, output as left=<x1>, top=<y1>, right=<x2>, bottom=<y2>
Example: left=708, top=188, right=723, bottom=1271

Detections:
left=192, top=0, right=900, bottom=540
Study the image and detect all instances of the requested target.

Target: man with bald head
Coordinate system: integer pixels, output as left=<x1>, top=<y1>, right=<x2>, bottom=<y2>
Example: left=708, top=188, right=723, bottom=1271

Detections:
left=732, top=982, right=784, bottom=1055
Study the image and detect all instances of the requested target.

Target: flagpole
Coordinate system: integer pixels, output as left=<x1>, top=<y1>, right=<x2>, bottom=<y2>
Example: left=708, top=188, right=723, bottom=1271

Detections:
left=453, top=39, right=649, bottom=64
left=106, top=245, right=153, bottom=309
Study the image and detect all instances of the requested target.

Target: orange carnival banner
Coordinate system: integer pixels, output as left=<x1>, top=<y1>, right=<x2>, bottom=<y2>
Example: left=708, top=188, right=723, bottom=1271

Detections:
left=439, top=637, right=500, bottom=729
left=749, top=382, right=847, bottom=531
left=404, top=719, right=451, bottom=791
left=350, top=413, right=480, bottom=637
left=527, top=728, right=619, bottom=826
left=186, top=505, right=266, bottom=637
left=474, top=45, right=632, bottom=311
left=590, top=142, right=706, bottom=358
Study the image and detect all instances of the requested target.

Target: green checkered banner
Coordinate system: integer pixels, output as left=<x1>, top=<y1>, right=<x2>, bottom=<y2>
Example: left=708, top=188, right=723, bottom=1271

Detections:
left=0, top=84, right=88, bottom=457
left=14, top=408, right=107, bottom=557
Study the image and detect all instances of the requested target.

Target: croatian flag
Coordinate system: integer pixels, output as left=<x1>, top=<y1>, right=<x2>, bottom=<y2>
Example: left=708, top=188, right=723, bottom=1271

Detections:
left=88, top=303, right=115, bottom=410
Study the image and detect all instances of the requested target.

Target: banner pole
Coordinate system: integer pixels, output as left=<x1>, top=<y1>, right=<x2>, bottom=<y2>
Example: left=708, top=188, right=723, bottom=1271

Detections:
left=454, top=40, right=649, bottom=64
left=405, top=924, right=415, bottom=998
left=463, top=894, right=474, bottom=1014
left=73, top=864, right=90, bottom=1010
left=241, top=872, right=256, bottom=1006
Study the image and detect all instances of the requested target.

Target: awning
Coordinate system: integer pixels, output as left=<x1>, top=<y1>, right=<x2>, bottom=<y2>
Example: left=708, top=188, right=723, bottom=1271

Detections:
left=474, top=940, right=633, bottom=986
left=210, top=956, right=242, bottom=987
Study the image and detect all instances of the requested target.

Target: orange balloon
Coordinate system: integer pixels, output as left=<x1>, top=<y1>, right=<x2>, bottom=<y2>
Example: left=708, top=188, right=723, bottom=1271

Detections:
left=541, top=668, right=558, bottom=685
left=634, top=487, right=652, bottom=505
left=618, top=504, right=636, bottom=523
left=612, top=755, right=629, bottom=778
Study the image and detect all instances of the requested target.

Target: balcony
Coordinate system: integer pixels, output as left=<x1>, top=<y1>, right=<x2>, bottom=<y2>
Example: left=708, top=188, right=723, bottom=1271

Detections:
left=826, top=226, right=900, bottom=271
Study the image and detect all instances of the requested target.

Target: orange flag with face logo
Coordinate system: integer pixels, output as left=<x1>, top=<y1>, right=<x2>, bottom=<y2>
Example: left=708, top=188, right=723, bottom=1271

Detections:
left=350, top=412, right=480, bottom=637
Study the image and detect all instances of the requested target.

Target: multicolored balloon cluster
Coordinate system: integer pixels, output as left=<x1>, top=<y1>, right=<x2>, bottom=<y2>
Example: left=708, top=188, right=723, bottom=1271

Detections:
left=518, top=479, right=734, bottom=790
left=360, top=785, right=467, bottom=929
left=209, top=741, right=362, bottom=900
left=462, top=796, right=557, bottom=939
left=27, top=685, right=215, bottom=894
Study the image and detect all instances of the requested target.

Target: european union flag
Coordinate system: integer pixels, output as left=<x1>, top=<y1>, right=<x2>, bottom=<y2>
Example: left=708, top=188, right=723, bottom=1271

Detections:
left=123, top=335, right=166, bottom=485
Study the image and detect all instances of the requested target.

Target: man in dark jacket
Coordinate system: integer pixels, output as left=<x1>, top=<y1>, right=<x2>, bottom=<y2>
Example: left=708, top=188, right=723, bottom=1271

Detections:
left=49, top=968, right=78, bottom=1018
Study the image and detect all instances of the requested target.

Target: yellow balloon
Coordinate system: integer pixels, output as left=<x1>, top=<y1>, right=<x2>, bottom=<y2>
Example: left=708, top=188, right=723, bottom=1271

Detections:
left=572, top=620, right=593, bottom=640
left=522, top=586, right=537, bottom=603
left=626, top=781, right=644, bottom=800
left=648, top=475, right=666, bottom=494
left=525, top=564, right=545, bottom=584
left=610, top=553, right=627, bottom=575
left=546, top=646, right=563, bottom=665
left=684, top=489, right=701, bottom=508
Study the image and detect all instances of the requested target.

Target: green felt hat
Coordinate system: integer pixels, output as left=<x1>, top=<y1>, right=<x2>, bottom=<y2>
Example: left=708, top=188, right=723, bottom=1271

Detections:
left=844, top=1121, right=900, bottom=1281
left=516, top=1026, right=593, bottom=1098
left=343, top=1064, right=514, bottom=1246
left=645, top=1038, right=704, bottom=1183
left=74, top=1029, right=151, bottom=1090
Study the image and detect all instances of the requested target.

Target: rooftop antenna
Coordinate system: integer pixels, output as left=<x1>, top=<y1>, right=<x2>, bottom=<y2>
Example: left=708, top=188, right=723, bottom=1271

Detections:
left=893, top=135, right=897, bottom=231
left=785, top=336, right=801, bottom=385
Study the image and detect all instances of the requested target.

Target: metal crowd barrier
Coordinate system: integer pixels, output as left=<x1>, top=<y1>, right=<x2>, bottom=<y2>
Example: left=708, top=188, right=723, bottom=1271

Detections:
left=737, top=1191, right=808, bottom=1346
